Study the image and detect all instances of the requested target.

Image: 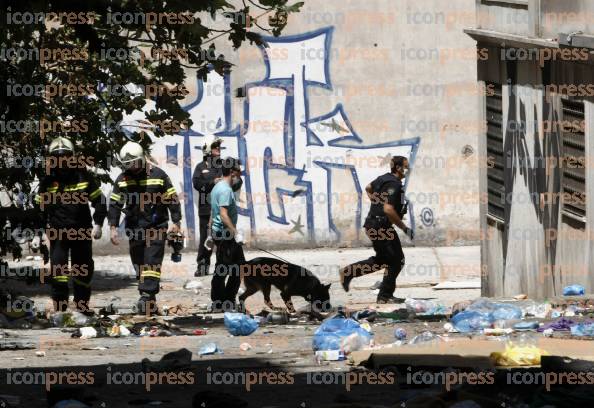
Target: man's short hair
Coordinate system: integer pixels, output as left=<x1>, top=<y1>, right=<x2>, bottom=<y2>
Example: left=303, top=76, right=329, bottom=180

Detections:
left=221, top=157, right=241, bottom=176
left=390, top=156, right=407, bottom=172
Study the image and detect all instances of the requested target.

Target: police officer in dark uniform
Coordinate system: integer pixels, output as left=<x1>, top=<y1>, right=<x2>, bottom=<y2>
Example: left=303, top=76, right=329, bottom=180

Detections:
left=35, top=137, right=107, bottom=313
left=339, top=156, right=413, bottom=303
left=108, top=141, right=182, bottom=314
left=192, top=135, right=242, bottom=277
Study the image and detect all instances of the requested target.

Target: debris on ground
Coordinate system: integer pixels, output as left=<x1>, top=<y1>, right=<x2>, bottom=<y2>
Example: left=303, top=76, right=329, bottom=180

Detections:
left=563, top=284, right=585, bottom=296
left=312, top=315, right=373, bottom=352
left=224, top=312, right=259, bottom=336
left=199, top=342, right=222, bottom=356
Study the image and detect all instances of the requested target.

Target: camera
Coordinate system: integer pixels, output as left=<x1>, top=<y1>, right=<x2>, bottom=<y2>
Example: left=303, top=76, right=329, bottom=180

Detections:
left=167, top=231, right=184, bottom=262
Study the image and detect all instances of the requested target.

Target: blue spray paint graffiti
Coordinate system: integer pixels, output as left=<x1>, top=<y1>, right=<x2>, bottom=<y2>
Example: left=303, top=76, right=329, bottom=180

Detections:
left=126, top=26, right=420, bottom=245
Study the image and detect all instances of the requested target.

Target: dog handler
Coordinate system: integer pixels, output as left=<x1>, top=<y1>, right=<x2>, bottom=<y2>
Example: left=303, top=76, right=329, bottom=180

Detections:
left=339, top=156, right=413, bottom=303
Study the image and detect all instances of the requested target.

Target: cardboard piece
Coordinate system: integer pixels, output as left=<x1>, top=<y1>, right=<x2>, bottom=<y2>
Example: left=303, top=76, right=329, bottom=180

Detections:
left=350, top=337, right=594, bottom=369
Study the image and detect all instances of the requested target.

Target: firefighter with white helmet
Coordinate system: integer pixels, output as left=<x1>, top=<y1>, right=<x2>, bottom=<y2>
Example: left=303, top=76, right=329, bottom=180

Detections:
left=192, top=135, right=242, bottom=276
left=35, top=136, right=107, bottom=313
left=108, top=141, right=182, bottom=315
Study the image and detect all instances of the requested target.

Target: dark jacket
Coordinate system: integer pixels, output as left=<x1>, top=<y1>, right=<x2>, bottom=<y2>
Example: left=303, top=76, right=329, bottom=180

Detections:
left=367, top=173, right=407, bottom=220
left=108, top=166, right=182, bottom=229
left=192, top=156, right=243, bottom=216
left=35, top=169, right=107, bottom=229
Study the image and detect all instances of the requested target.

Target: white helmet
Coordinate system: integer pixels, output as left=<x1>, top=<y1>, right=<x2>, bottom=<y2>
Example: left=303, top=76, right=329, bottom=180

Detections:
left=201, top=135, right=222, bottom=155
left=48, top=137, right=74, bottom=156
left=118, top=141, right=145, bottom=167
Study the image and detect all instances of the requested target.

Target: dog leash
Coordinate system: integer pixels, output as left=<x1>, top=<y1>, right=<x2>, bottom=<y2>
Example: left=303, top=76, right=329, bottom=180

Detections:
left=255, top=247, right=293, bottom=265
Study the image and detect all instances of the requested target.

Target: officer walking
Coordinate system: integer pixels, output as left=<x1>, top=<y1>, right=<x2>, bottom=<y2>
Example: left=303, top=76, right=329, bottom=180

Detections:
left=209, top=157, right=244, bottom=312
left=192, top=136, right=242, bottom=276
left=339, top=156, right=413, bottom=304
left=35, top=137, right=106, bottom=313
left=108, top=141, right=182, bottom=314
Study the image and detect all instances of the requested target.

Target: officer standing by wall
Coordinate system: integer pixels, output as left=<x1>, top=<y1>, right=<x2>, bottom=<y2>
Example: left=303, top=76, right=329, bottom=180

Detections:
left=339, top=156, right=413, bottom=303
left=35, top=137, right=106, bottom=313
left=108, top=141, right=182, bottom=315
left=192, top=136, right=242, bottom=276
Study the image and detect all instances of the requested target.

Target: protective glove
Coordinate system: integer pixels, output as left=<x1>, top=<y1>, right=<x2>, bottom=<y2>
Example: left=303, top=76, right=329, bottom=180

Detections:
left=234, top=231, right=244, bottom=245
left=204, top=235, right=214, bottom=250
left=93, top=225, right=102, bottom=240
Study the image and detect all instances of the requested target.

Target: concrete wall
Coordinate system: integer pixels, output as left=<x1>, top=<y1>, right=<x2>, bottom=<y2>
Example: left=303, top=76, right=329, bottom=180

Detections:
left=96, top=0, right=479, bottom=252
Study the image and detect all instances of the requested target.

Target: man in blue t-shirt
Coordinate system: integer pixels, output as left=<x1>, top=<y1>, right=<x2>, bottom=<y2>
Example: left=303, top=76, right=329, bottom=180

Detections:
left=209, top=157, right=244, bottom=312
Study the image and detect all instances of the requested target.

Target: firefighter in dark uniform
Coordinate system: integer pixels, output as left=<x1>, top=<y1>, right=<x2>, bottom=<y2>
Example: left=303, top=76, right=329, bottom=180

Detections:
left=35, top=137, right=107, bottom=313
left=192, top=135, right=242, bottom=277
left=339, top=156, right=414, bottom=303
left=108, top=141, right=182, bottom=314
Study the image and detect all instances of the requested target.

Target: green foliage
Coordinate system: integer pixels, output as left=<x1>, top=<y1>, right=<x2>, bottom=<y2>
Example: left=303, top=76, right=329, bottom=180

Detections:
left=0, top=0, right=304, bottom=186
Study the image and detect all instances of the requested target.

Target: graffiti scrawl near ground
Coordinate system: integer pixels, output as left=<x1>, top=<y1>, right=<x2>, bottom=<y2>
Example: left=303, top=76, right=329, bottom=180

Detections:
left=122, top=27, right=420, bottom=245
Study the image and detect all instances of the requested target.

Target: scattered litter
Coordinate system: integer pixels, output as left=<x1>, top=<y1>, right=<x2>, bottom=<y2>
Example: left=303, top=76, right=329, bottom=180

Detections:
left=199, top=343, right=221, bottom=356
left=193, top=329, right=208, bottom=335
left=433, top=280, right=481, bottom=290
left=267, top=311, right=289, bottom=324
left=239, top=342, right=251, bottom=351
left=35, top=351, right=46, bottom=357
left=563, top=284, right=585, bottom=296
left=109, top=324, right=131, bottom=337
left=78, top=327, right=98, bottom=339
left=513, top=321, right=539, bottom=331
left=535, top=317, right=575, bottom=333
left=451, top=310, right=492, bottom=333
left=490, top=342, right=549, bottom=366
left=312, top=316, right=373, bottom=351
left=315, top=350, right=344, bottom=361
left=12, top=357, right=24, bottom=360
left=224, top=313, right=259, bottom=336
left=351, top=309, right=377, bottom=322
left=409, top=331, right=442, bottom=345
left=442, top=322, right=457, bottom=333
left=484, top=328, right=513, bottom=336
left=514, top=294, right=528, bottom=300
left=82, top=346, right=108, bottom=351
left=51, top=311, right=94, bottom=327
left=570, top=322, right=594, bottom=337
left=393, top=327, right=407, bottom=340
left=341, top=332, right=371, bottom=354
left=184, top=280, right=204, bottom=290
left=404, top=298, right=449, bottom=317
left=543, top=328, right=554, bottom=337
left=519, top=300, right=551, bottom=318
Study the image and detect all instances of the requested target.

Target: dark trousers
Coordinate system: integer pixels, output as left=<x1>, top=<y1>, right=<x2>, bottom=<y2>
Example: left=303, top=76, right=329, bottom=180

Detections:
left=49, top=230, right=94, bottom=311
left=211, top=232, right=245, bottom=308
left=196, top=214, right=212, bottom=273
left=343, top=218, right=405, bottom=298
left=129, top=228, right=166, bottom=296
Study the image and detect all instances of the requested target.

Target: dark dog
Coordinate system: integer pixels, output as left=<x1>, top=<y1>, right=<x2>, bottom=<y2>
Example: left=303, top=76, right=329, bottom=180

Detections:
left=238, top=257, right=331, bottom=313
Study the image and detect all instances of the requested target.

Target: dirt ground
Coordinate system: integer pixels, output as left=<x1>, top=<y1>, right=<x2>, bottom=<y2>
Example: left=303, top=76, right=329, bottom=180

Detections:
left=0, top=246, right=510, bottom=407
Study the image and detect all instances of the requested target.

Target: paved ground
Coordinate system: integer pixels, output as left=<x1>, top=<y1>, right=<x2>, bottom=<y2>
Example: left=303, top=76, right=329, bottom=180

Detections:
left=0, top=246, right=481, bottom=407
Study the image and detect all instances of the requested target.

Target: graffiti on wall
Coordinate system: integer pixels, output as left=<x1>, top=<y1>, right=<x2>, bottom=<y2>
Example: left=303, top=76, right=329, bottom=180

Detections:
left=123, top=27, right=420, bottom=245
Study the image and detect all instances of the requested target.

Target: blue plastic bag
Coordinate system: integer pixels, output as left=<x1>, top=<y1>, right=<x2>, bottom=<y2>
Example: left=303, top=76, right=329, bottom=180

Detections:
left=466, top=299, right=522, bottom=320
left=312, top=317, right=373, bottom=351
left=570, top=323, right=594, bottom=336
left=451, top=310, right=492, bottom=333
left=563, top=284, right=585, bottom=296
left=224, top=312, right=259, bottom=336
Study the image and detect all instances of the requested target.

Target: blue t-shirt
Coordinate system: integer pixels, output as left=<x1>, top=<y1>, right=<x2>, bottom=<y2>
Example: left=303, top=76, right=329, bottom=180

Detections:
left=210, top=180, right=237, bottom=235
